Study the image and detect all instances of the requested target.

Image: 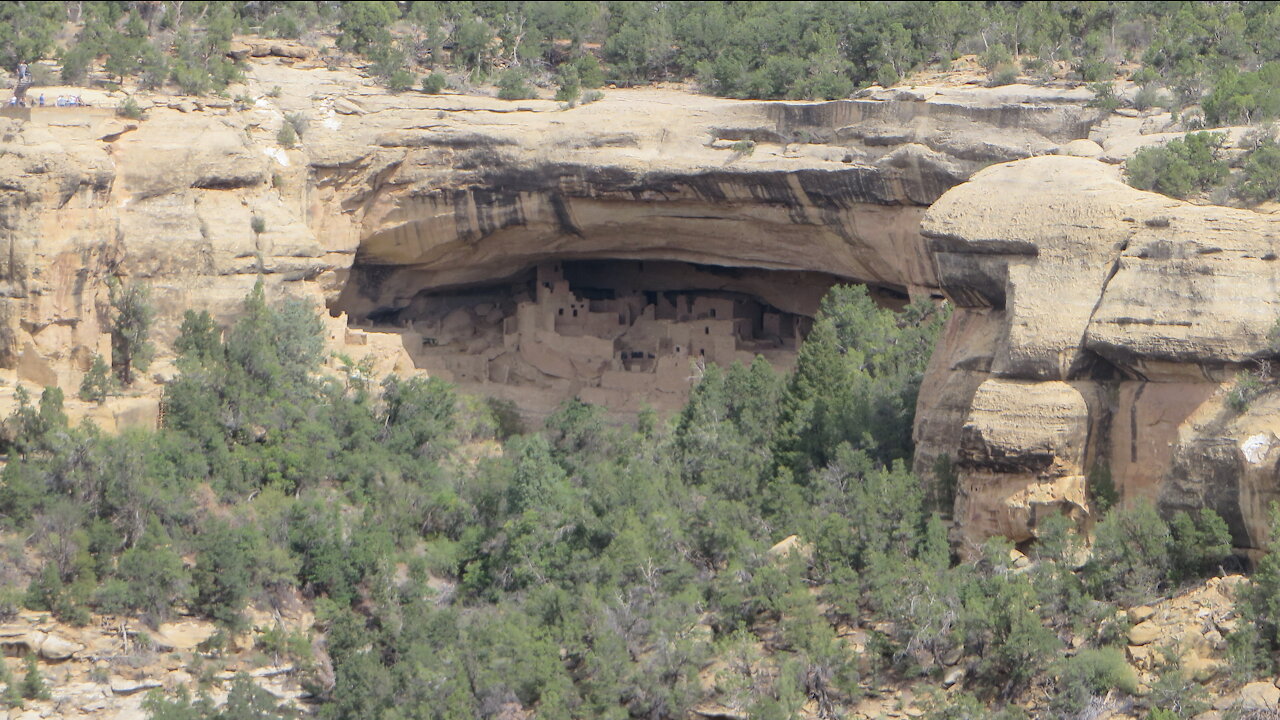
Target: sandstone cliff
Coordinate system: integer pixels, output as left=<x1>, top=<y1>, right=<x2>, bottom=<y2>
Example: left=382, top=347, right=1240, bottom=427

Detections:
left=13, top=53, right=1280, bottom=556
left=917, top=155, right=1280, bottom=554
left=0, top=57, right=1103, bottom=424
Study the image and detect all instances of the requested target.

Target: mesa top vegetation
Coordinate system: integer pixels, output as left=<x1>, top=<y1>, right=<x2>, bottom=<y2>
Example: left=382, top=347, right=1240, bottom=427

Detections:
left=7, top=1, right=1280, bottom=106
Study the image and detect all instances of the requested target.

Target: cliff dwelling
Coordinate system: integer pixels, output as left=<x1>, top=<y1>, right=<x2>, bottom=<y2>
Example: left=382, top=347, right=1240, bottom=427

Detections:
left=335, top=259, right=881, bottom=417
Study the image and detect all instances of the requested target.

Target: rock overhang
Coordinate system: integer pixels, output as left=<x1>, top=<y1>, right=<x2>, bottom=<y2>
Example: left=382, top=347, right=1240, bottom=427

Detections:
left=917, top=154, right=1280, bottom=552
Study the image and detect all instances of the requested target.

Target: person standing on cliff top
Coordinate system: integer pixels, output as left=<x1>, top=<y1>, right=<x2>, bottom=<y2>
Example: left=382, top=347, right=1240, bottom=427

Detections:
left=13, top=61, right=31, bottom=107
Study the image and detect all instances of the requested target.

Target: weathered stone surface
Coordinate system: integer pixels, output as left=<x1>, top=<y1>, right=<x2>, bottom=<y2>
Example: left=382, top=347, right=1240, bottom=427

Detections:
left=959, top=380, right=1089, bottom=474
left=1128, top=606, right=1155, bottom=624
left=0, top=59, right=1107, bottom=430
left=37, top=633, right=84, bottom=660
left=1128, top=621, right=1162, bottom=646
left=1233, top=681, right=1280, bottom=710
left=154, top=620, right=217, bottom=651
left=924, top=156, right=1168, bottom=380
left=919, top=153, right=1280, bottom=550
left=109, top=676, right=163, bottom=694
left=1086, top=206, right=1280, bottom=374
left=953, top=472, right=1086, bottom=548
left=1058, top=138, right=1103, bottom=158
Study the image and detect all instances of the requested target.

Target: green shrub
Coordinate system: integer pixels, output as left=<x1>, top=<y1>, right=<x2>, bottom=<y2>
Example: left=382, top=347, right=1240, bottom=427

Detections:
left=1050, top=647, right=1138, bottom=715
left=60, top=44, right=93, bottom=84
left=1088, top=463, right=1118, bottom=515
left=0, top=656, right=20, bottom=708
left=266, top=85, right=283, bottom=99
left=1087, top=82, right=1121, bottom=112
left=25, top=563, right=90, bottom=626
left=1204, top=63, right=1280, bottom=126
left=108, top=279, right=154, bottom=386
left=1146, top=649, right=1210, bottom=718
left=171, top=61, right=212, bottom=95
left=1020, top=55, right=1049, bottom=76
left=1227, top=370, right=1266, bottom=413
left=78, top=353, right=114, bottom=403
left=387, top=69, right=416, bottom=93
left=988, top=63, right=1019, bottom=87
left=1134, top=84, right=1170, bottom=112
left=262, top=9, right=302, bottom=39
left=282, top=112, right=309, bottom=141
left=730, top=139, right=755, bottom=156
left=966, top=568, right=1062, bottom=694
left=250, top=215, right=266, bottom=235
left=277, top=121, right=298, bottom=149
left=1125, top=132, right=1228, bottom=199
left=1237, top=139, right=1280, bottom=204
left=496, top=69, right=536, bottom=100
left=192, top=521, right=260, bottom=629
left=554, top=64, right=581, bottom=105
left=422, top=72, right=447, bottom=94
left=1087, top=501, right=1172, bottom=603
left=1231, top=503, right=1280, bottom=679
left=19, top=655, right=47, bottom=701
left=582, top=90, right=604, bottom=104
left=979, top=45, right=1012, bottom=71
left=1226, top=620, right=1271, bottom=682
left=116, top=97, right=143, bottom=120
left=256, top=625, right=311, bottom=665
left=569, top=54, right=605, bottom=89
left=116, top=542, right=189, bottom=620
left=93, top=579, right=132, bottom=615
left=1076, top=57, right=1115, bottom=82
left=0, top=585, right=20, bottom=621
left=1168, top=508, right=1231, bottom=583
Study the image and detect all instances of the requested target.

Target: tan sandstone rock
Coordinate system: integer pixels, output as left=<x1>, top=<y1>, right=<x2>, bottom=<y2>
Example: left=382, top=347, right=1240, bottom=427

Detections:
left=37, top=633, right=84, bottom=661
left=920, top=153, right=1280, bottom=550
left=1127, top=621, right=1162, bottom=646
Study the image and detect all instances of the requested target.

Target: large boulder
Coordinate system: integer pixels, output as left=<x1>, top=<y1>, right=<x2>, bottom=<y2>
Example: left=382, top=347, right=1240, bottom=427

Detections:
left=919, top=154, right=1280, bottom=550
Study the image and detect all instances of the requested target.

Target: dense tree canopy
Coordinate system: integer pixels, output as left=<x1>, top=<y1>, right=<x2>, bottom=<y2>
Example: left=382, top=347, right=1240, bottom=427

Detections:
left=7, top=2, right=1280, bottom=102
left=0, top=277, right=1248, bottom=718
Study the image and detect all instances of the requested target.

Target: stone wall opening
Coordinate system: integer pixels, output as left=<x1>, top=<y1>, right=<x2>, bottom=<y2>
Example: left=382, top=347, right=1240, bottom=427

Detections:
left=333, top=258, right=879, bottom=419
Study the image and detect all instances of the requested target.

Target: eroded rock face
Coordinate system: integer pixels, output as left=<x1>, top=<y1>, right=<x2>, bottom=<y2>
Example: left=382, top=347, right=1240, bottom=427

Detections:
left=918, top=154, right=1280, bottom=551
left=0, top=63, right=1104, bottom=424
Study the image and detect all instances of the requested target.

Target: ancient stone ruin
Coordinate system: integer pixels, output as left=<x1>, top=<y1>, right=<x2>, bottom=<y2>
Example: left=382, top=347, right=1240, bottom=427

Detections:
left=339, top=259, right=845, bottom=416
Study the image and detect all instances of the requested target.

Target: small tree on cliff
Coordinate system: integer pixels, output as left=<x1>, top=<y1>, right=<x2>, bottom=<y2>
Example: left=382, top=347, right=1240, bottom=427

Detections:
left=78, top=353, right=115, bottom=403
left=108, top=278, right=155, bottom=386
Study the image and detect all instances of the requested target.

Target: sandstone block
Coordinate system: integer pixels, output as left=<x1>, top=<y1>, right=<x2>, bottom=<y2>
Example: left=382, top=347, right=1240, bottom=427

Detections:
left=1058, top=139, right=1103, bottom=158
left=1182, top=654, right=1220, bottom=682
left=1236, top=681, right=1280, bottom=710
left=37, top=633, right=83, bottom=660
left=109, top=677, right=162, bottom=695
left=959, top=379, right=1089, bottom=474
left=1128, top=621, right=1162, bottom=646
left=1128, top=606, right=1155, bottom=624
left=923, top=156, right=1162, bottom=379
left=953, top=473, right=1085, bottom=548
left=154, top=620, right=217, bottom=651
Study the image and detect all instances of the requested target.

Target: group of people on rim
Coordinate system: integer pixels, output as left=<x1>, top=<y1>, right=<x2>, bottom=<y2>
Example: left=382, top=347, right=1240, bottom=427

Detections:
left=8, top=61, right=88, bottom=108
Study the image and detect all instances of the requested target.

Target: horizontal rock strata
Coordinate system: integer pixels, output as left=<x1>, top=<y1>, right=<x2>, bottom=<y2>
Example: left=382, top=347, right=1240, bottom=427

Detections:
left=917, top=155, right=1280, bottom=551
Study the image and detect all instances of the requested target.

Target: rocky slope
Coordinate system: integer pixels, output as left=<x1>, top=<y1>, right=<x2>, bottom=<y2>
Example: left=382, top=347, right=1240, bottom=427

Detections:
left=0, top=606, right=311, bottom=720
